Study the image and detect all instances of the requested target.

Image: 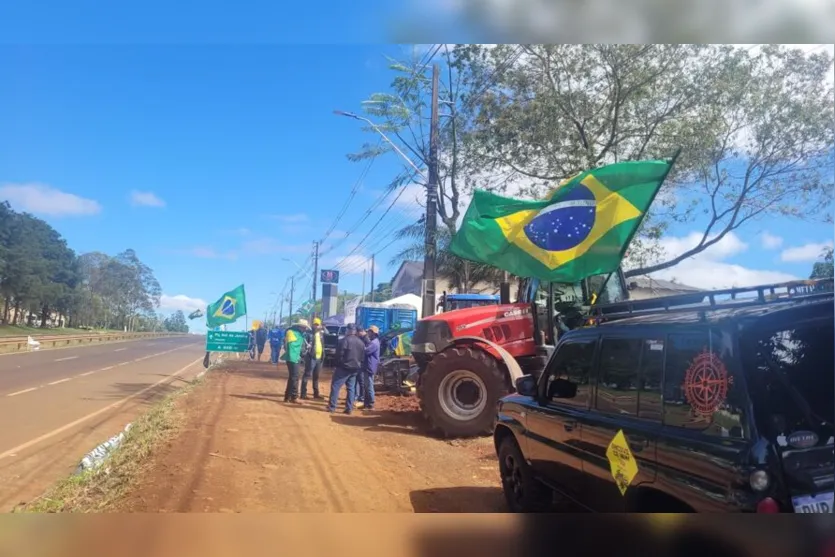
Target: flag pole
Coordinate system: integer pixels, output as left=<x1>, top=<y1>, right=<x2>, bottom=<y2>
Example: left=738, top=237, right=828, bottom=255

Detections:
left=592, top=148, right=682, bottom=306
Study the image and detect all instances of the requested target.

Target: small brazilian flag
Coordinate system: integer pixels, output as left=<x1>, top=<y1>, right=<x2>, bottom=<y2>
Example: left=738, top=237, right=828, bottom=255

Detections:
left=449, top=157, right=678, bottom=283
left=206, top=284, right=248, bottom=328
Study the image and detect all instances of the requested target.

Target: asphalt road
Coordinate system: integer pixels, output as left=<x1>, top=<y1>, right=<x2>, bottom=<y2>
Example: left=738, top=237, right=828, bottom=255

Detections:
left=0, top=335, right=207, bottom=511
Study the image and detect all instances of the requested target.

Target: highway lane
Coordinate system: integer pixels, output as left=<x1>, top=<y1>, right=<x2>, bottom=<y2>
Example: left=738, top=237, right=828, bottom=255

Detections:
left=0, top=335, right=209, bottom=510
left=0, top=336, right=203, bottom=395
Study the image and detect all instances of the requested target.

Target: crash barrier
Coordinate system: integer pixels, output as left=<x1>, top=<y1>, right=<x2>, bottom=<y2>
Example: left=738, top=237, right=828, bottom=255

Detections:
left=0, top=331, right=187, bottom=355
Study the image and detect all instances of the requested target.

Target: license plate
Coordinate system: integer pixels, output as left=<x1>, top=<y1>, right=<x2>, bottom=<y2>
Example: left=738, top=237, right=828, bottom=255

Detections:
left=792, top=492, right=834, bottom=513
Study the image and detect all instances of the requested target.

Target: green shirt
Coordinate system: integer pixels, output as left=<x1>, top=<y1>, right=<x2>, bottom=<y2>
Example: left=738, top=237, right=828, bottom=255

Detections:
left=281, top=328, right=305, bottom=363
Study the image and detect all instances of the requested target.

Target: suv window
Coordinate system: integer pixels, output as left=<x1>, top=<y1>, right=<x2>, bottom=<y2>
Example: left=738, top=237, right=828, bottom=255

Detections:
left=639, top=338, right=664, bottom=422
left=545, top=338, right=596, bottom=408
left=663, top=332, right=746, bottom=439
left=595, top=338, right=641, bottom=416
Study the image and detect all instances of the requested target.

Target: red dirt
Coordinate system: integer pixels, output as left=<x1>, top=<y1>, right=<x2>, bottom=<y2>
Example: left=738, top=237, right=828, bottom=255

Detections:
left=118, top=361, right=504, bottom=512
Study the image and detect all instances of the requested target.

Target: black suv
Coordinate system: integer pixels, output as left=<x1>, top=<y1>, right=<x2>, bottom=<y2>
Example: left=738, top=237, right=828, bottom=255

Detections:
left=494, top=279, right=834, bottom=513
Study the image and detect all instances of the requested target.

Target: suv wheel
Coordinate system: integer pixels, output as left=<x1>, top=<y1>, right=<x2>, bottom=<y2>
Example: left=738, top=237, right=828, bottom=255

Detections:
left=498, top=436, right=552, bottom=512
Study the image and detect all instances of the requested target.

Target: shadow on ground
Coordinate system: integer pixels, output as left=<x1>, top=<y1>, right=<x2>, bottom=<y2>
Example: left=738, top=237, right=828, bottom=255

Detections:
left=410, top=486, right=506, bottom=513
left=330, top=410, right=437, bottom=438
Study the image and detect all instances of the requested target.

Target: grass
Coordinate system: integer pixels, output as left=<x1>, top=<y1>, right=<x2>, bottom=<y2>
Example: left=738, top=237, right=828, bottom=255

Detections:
left=0, top=325, right=114, bottom=337
left=17, top=372, right=207, bottom=513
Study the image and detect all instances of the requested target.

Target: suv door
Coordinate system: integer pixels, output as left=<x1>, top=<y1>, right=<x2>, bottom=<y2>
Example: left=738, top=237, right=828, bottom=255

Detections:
left=526, top=335, right=598, bottom=505
left=578, top=334, right=663, bottom=511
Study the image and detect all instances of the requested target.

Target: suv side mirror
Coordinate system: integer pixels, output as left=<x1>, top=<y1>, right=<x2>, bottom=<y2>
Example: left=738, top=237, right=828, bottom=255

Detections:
left=548, top=378, right=578, bottom=399
left=514, top=375, right=538, bottom=397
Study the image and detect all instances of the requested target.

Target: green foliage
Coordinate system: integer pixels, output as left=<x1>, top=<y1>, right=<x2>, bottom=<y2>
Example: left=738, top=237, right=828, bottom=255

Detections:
left=810, top=247, right=834, bottom=279
left=163, top=310, right=189, bottom=333
left=0, top=204, right=163, bottom=330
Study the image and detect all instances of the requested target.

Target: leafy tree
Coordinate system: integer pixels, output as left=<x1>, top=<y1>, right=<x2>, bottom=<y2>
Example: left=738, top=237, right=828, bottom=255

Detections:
left=163, top=310, right=189, bottom=333
left=810, top=247, right=834, bottom=280
left=455, top=44, right=833, bottom=277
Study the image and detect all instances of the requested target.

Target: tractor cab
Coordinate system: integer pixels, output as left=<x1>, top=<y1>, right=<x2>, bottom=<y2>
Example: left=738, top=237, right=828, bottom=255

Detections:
left=437, top=292, right=500, bottom=313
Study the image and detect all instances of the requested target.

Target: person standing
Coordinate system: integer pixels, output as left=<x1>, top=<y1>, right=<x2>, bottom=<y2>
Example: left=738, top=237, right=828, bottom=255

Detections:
left=359, top=325, right=380, bottom=411
left=255, top=323, right=268, bottom=361
left=301, top=317, right=325, bottom=400
left=355, top=327, right=365, bottom=403
left=327, top=323, right=364, bottom=414
left=281, top=319, right=310, bottom=403
left=268, top=324, right=285, bottom=364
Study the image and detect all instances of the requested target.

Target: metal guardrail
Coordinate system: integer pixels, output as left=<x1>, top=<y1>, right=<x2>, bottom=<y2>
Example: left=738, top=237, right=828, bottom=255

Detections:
left=0, top=331, right=187, bottom=354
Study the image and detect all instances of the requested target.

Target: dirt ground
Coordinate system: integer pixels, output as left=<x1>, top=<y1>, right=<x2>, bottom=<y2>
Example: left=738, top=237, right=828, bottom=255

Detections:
left=118, top=358, right=505, bottom=513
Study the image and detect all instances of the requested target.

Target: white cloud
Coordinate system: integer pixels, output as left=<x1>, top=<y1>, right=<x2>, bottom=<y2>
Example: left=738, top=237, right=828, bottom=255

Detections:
left=159, top=294, right=207, bottom=313
left=185, top=246, right=237, bottom=260
left=780, top=241, right=834, bottom=262
left=0, top=183, right=101, bottom=216
left=130, top=190, right=166, bottom=208
left=241, top=238, right=309, bottom=255
left=760, top=232, right=784, bottom=250
left=642, top=231, right=797, bottom=289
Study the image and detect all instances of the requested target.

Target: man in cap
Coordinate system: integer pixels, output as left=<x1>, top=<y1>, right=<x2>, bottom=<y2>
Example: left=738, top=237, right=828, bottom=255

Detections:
left=328, top=323, right=365, bottom=414
left=281, top=318, right=311, bottom=403
left=301, top=317, right=325, bottom=400
left=357, top=324, right=381, bottom=410
left=268, top=322, right=285, bottom=364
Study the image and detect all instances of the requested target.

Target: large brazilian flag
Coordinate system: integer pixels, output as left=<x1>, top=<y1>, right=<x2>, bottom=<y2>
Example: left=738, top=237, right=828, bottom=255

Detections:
left=449, top=157, right=678, bottom=283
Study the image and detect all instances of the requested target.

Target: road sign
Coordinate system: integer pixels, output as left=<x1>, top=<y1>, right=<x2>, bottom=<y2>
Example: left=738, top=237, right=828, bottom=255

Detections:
left=320, top=269, right=339, bottom=284
left=206, top=330, right=250, bottom=353
left=299, top=299, right=315, bottom=314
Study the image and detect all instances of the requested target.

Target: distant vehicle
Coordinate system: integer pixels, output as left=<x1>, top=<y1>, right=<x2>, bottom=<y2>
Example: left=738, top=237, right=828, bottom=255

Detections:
left=494, top=278, right=834, bottom=513
left=437, top=293, right=500, bottom=313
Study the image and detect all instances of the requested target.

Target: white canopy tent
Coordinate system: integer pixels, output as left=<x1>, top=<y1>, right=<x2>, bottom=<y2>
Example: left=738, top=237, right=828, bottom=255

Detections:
left=380, top=293, right=423, bottom=319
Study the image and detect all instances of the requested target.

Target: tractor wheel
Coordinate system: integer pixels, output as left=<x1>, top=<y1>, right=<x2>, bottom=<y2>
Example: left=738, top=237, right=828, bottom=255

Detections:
left=418, top=346, right=509, bottom=438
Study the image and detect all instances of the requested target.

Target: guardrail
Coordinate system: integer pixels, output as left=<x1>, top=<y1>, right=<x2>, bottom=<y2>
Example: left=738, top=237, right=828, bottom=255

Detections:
left=0, top=331, right=188, bottom=355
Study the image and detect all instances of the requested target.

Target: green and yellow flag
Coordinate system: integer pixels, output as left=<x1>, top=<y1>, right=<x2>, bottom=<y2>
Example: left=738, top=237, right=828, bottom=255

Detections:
left=206, top=284, right=247, bottom=328
left=449, top=158, right=677, bottom=283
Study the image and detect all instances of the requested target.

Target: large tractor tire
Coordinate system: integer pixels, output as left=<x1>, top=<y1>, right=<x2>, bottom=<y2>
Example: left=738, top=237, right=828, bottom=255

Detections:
left=418, top=346, right=509, bottom=438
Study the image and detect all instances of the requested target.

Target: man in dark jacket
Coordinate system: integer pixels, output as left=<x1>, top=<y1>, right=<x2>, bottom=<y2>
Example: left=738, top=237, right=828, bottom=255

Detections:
left=254, top=323, right=268, bottom=361
left=327, top=323, right=365, bottom=414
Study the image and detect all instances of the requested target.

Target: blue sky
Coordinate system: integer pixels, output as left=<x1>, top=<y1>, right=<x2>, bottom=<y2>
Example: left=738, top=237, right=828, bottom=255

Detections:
left=1, top=42, right=832, bottom=333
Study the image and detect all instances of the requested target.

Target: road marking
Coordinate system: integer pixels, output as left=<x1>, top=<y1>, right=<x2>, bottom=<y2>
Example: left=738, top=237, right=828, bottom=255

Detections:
left=6, top=387, right=37, bottom=397
left=0, top=356, right=203, bottom=461
left=114, top=348, right=127, bottom=352
left=1, top=344, right=196, bottom=397
left=54, top=356, right=78, bottom=362
left=48, top=378, right=71, bottom=386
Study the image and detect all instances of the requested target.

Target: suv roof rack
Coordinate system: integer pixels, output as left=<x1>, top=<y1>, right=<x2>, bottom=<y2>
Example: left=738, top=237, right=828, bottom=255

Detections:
left=589, top=277, right=834, bottom=323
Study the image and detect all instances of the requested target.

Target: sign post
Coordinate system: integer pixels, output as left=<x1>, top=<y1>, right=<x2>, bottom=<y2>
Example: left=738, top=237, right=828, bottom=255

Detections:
left=206, top=330, right=250, bottom=353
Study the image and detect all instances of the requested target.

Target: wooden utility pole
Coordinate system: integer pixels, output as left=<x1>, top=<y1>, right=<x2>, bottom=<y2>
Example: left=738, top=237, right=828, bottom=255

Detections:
left=422, top=64, right=440, bottom=318
left=288, top=277, right=295, bottom=322
left=370, top=254, right=375, bottom=302
left=361, top=269, right=366, bottom=303
left=311, top=241, right=319, bottom=321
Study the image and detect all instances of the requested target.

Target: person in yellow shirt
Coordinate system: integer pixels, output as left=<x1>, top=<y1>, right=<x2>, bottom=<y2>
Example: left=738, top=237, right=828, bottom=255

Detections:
left=301, top=317, right=325, bottom=400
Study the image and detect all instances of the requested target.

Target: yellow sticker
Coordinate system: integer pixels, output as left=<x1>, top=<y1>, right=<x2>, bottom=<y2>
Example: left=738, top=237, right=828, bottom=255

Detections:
left=605, top=429, right=639, bottom=496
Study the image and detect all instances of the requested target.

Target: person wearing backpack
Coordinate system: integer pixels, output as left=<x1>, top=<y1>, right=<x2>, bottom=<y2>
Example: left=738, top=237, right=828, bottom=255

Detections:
left=281, top=319, right=311, bottom=403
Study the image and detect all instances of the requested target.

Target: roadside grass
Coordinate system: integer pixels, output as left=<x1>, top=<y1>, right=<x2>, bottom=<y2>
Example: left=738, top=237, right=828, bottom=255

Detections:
left=17, top=371, right=210, bottom=513
left=0, top=325, right=113, bottom=337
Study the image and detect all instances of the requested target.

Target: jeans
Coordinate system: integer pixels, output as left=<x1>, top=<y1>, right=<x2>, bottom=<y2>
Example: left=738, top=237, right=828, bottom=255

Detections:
left=256, top=342, right=266, bottom=360
left=328, top=368, right=358, bottom=413
left=362, top=371, right=375, bottom=408
left=284, top=361, right=301, bottom=401
left=301, top=357, right=322, bottom=398
left=270, top=342, right=280, bottom=364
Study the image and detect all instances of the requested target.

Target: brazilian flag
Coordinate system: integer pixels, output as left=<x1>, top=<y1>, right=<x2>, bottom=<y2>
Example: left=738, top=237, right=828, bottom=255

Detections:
left=206, top=284, right=247, bottom=328
left=449, top=157, right=678, bottom=283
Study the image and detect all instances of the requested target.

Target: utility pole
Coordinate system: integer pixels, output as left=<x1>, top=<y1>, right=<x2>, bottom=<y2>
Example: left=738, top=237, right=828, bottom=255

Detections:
left=278, top=296, right=284, bottom=325
left=311, top=241, right=319, bottom=321
left=361, top=269, right=366, bottom=303
left=422, top=64, right=440, bottom=319
left=370, top=254, right=375, bottom=302
left=288, top=277, right=295, bottom=322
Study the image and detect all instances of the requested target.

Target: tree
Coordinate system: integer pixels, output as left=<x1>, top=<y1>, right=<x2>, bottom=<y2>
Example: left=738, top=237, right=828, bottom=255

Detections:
left=163, top=310, right=189, bottom=333
left=810, top=247, right=834, bottom=279
left=456, top=44, right=834, bottom=277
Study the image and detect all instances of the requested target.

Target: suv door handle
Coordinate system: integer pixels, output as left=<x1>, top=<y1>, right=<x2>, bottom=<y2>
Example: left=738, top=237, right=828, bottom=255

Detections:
left=563, top=420, right=577, bottom=432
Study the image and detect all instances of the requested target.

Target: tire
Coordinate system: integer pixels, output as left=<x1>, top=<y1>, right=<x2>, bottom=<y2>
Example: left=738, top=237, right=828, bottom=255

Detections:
left=418, top=346, right=508, bottom=438
left=497, top=435, right=552, bottom=512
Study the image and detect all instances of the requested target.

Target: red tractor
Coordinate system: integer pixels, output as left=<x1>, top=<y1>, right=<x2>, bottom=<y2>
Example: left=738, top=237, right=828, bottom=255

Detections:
left=411, top=269, right=631, bottom=437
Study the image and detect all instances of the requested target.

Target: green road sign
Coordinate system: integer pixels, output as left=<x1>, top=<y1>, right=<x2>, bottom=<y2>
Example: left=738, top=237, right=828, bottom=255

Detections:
left=206, top=330, right=250, bottom=352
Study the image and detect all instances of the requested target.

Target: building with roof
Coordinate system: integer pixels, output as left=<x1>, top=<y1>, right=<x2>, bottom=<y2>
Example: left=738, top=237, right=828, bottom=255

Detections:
left=626, top=276, right=702, bottom=300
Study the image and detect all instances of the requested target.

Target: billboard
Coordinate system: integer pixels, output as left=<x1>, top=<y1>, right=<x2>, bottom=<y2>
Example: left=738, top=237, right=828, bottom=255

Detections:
left=320, top=269, right=340, bottom=284
left=343, top=296, right=362, bottom=325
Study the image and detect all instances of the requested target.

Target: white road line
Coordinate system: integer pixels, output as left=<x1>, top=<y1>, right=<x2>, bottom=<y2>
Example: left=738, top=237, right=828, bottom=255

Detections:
left=54, top=356, right=78, bottom=362
left=1, top=344, right=194, bottom=397
left=0, top=357, right=203, bottom=460
left=114, top=348, right=127, bottom=352
left=48, top=378, right=71, bottom=386
left=7, top=387, right=37, bottom=397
